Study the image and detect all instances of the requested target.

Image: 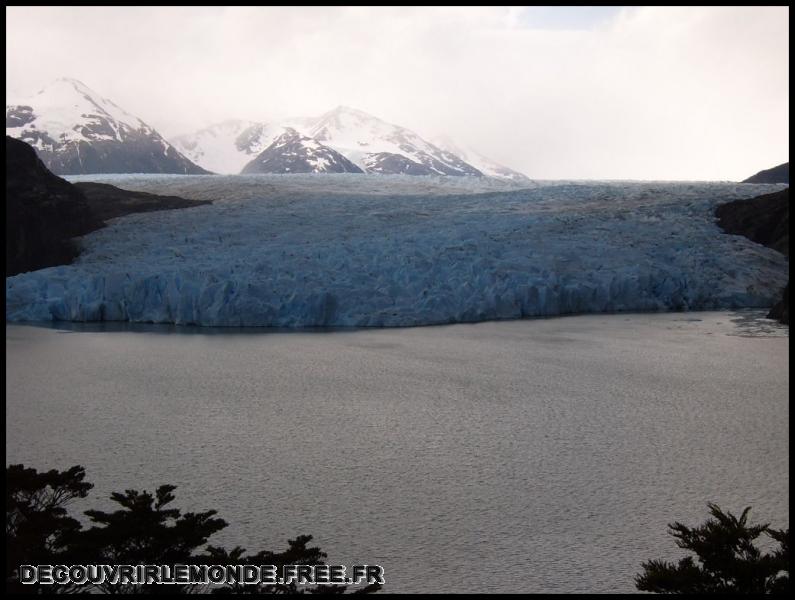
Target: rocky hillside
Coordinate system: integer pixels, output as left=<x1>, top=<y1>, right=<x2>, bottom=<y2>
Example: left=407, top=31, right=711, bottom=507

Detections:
left=6, top=136, right=101, bottom=275
left=715, top=187, right=789, bottom=323
left=6, top=136, right=210, bottom=277
left=768, top=283, right=788, bottom=324
left=742, top=162, right=788, bottom=184
left=715, top=189, right=789, bottom=255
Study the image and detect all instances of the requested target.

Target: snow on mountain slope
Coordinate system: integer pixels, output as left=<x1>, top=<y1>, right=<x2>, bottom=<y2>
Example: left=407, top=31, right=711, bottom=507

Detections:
left=6, top=179, right=788, bottom=327
left=171, top=119, right=288, bottom=175
left=6, top=78, right=208, bottom=175
left=432, top=135, right=531, bottom=182
left=7, top=78, right=148, bottom=144
left=302, top=106, right=483, bottom=176
left=241, top=128, right=364, bottom=174
left=170, top=106, right=489, bottom=176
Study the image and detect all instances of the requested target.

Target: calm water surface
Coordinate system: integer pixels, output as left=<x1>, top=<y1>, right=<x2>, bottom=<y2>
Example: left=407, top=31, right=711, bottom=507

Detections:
left=6, top=311, right=789, bottom=593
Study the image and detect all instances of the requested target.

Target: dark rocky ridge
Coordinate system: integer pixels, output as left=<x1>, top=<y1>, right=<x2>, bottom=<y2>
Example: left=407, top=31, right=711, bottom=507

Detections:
left=742, top=162, right=788, bottom=184
left=715, top=189, right=789, bottom=255
left=35, top=137, right=212, bottom=175
left=5, top=104, right=34, bottom=128
left=715, top=188, right=789, bottom=324
left=72, top=182, right=211, bottom=223
left=6, top=136, right=210, bottom=277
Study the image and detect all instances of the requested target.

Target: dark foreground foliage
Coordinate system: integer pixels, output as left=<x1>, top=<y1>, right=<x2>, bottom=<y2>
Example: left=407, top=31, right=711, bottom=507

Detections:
left=636, top=503, right=789, bottom=594
left=6, top=464, right=380, bottom=594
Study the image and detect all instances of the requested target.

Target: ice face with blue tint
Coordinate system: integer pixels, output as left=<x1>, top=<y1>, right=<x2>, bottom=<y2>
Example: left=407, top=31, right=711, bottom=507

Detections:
left=5, top=175, right=788, bottom=327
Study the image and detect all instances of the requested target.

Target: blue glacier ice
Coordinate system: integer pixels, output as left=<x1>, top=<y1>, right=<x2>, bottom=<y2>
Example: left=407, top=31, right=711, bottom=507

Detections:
left=5, top=175, right=789, bottom=327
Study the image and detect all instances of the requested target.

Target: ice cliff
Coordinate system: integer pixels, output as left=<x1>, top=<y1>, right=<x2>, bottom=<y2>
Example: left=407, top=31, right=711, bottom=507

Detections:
left=6, top=176, right=789, bottom=327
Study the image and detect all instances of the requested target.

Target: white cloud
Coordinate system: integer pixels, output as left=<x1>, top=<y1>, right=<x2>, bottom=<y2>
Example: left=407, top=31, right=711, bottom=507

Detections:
left=5, top=6, right=789, bottom=179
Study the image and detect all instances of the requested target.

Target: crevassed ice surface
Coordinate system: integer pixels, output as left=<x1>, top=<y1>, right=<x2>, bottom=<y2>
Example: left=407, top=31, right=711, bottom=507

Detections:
left=6, top=175, right=789, bottom=327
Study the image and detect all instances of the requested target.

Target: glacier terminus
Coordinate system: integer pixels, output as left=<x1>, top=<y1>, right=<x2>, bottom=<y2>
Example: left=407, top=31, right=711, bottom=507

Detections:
left=5, top=175, right=788, bottom=328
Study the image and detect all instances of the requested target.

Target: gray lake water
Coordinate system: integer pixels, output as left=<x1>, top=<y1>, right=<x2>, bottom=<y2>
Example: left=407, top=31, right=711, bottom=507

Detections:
left=5, top=311, right=789, bottom=593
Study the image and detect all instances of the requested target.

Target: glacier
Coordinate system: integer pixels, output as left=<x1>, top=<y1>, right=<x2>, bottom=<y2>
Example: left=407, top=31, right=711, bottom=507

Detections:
left=6, top=175, right=789, bottom=328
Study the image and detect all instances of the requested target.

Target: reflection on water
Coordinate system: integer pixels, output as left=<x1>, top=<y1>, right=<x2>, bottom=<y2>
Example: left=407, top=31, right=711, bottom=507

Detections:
left=726, top=309, right=790, bottom=338
left=37, top=320, right=361, bottom=336
left=6, top=311, right=789, bottom=593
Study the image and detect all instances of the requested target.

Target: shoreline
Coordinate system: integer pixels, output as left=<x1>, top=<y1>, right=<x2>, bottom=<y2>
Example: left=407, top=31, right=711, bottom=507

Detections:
left=6, top=306, right=788, bottom=336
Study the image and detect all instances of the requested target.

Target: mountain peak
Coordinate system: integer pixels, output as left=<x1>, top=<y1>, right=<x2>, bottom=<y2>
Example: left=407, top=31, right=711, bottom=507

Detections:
left=172, top=106, right=524, bottom=180
left=330, top=105, right=371, bottom=116
left=269, top=127, right=314, bottom=147
left=7, top=79, right=208, bottom=175
left=278, top=126, right=302, bottom=137
left=242, top=126, right=364, bottom=174
left=40, top=77, right=99, bottom=100
left=319, top=105, right=383, bottom=126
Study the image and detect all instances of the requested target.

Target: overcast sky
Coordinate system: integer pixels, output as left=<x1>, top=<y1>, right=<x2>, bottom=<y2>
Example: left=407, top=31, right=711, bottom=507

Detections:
left=6, top=6, right=789, bottom=180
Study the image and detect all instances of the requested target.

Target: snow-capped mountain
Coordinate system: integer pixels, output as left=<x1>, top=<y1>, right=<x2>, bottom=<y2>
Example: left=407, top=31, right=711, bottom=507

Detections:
left=241, top=128, right=363, bottom=174
left=5, top=80, right=529, bottom=179
left=171, top=106, right=529, bottom=180
left=431, top=135, right=531, bottom=183
left=304, top=106, right=482, bottom=176
left=6, top=78, right=208, bottom=175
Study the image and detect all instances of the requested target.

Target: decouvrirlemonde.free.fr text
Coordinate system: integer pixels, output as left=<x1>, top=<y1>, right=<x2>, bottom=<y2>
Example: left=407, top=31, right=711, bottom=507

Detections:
left=20, top=564, right=385, bottom=586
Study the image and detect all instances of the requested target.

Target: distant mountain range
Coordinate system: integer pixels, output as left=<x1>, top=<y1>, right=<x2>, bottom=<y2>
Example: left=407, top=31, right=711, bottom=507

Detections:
left=742, top=162, right=789, bottom=184
left=172, top=105, right=530, bottom=181
left=6, top=78, right=530, bottom=180
left=21, top=78, right=786, bottom=184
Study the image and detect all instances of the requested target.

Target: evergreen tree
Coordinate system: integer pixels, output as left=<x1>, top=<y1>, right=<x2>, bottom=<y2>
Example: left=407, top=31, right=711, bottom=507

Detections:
left=6, top=464, right=92, bottom=594
left=6, top=464, right=380, bottom=594
left=636, top=503, right=789, bottom=594
left=74, top=484, right=228, bottom=593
